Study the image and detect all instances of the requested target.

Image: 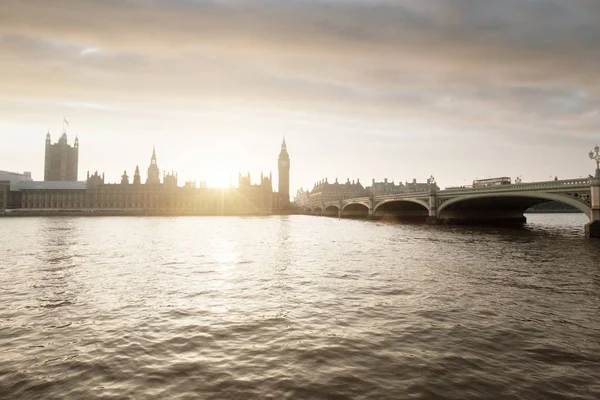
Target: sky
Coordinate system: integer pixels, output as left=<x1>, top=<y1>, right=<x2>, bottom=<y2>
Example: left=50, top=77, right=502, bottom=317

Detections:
left=1, top=0, right=600, bottom=193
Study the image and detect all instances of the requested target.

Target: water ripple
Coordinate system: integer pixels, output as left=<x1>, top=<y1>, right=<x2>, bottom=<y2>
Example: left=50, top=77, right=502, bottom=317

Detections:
left=0, top=214, right=599, bottom=399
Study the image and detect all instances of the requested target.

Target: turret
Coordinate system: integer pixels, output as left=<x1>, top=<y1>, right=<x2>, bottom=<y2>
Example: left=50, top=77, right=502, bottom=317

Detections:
left=164, top=171, right=178, bottom=187
left=133, top=165, right=141, bottom=185
left=121, top=170, right=129, bottom=185
left=238, top=172, right=251, bottom=187
left=87, top=170, right=105, bottom=188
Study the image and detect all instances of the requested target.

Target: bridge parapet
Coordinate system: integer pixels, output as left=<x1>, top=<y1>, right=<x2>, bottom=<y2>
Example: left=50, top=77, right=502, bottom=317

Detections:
left=442, top=178, right=591, bottom=194
left=373, top=191, right=431, bottom=201
left=341, top=196, right=370, bottom=205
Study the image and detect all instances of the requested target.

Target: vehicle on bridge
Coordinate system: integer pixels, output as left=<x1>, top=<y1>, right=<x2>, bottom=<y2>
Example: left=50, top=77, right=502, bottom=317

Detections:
left=473, top=177, right=511, bottom=187
left=445, top=185, right=473, bottom=190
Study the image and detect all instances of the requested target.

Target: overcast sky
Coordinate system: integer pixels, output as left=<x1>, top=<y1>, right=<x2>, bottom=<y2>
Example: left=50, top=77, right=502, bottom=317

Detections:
left=1, top=0, right=599, bottom=192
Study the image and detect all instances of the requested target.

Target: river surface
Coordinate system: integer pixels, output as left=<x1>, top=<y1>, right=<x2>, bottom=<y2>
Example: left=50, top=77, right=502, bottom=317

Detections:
left=1, top=214, right=599, bottom=400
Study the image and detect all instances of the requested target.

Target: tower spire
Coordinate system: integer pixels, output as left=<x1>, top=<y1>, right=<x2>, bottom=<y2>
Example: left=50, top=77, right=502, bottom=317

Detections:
left=147, top=147, right=160, bottom=184
left=278, top=137, right=290, bottom=208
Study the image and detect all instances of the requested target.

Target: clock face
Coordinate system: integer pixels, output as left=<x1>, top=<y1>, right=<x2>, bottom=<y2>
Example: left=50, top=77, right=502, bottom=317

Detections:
left=280, top=160, right=289, bottom=168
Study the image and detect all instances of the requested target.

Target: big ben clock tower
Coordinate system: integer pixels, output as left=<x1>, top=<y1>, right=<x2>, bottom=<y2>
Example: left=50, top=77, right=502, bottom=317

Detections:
left=278, top=138, right=290, bottom=207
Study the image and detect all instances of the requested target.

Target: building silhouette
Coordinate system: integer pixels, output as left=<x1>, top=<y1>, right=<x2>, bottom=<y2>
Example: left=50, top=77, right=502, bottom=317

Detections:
left=44, top=131, right=79, bottom=181
left=368, top=178, right=402, bottom=195
left=1, top=135, right=289, bottom=216
left=0, top=170, right=33, bottom=184
left=278, top=138, right=290, bottom=207
left=304, top=177, right=437, bottom=209
left=308, top=178, right=367, bottom=207
left=238, top=172, right=274, bottom=213
left=121, top=170, right=129, bottom=185
left=146, top=146, right=160, bottom=185
left=294, top=187, right=310, bottom=208
left=133, top=166, right=141, bottom=185
left=367, top=178, right=437, bottom=195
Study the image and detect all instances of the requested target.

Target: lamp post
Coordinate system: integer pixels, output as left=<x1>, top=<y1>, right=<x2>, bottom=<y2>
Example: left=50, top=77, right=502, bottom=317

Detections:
left=587, top=145, right=600, bottom=238
left=590, top=145, right=600, bottom=178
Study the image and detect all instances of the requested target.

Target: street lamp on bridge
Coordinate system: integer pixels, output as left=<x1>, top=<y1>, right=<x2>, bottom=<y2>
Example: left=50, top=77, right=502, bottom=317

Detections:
left=590, top=145, right=600, bottom=178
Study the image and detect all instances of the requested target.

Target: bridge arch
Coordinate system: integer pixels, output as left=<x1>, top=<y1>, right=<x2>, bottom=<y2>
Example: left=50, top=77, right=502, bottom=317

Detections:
left=437, top=192, right=591, bottom=222
left=324, top=205, right=340, bottom=217
left=312, top=206, right=323, bottom=215
left=372, top=199, right=430, bottom=221
left=341, top=202, right=370, bottom=218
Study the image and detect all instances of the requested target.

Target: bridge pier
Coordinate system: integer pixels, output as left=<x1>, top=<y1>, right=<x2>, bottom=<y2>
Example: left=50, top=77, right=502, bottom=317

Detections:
left=426, top=188, right=439, bottom=224
left=585, top=176, right=600, bottom=238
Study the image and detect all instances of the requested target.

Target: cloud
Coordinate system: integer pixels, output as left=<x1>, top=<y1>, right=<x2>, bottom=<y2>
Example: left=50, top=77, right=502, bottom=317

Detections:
left=1, top=0, right=599, bottom=147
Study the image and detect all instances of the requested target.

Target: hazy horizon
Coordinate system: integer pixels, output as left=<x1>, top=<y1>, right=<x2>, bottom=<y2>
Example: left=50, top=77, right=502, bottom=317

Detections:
left=2, top=0, right=600, bottom=192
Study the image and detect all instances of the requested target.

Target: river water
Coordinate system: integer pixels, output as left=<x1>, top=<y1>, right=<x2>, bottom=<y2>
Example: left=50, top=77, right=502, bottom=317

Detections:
left=1, top=214, right=599, bottom=399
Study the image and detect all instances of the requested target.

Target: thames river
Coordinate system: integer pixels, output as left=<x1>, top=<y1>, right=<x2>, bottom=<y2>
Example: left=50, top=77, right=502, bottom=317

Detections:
left=1, top=214, right=599, bottom=399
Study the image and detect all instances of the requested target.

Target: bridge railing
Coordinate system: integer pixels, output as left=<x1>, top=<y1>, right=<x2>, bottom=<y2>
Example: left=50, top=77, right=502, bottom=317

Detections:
left=374, top=191, right=430, bottom=200
left=343, top=197, right=370, bottom=202
left=311, top=178, right=591, bottom=207
left=343, top=192, right=433, bottom=203
left=440, top=178, right=591, bottom=193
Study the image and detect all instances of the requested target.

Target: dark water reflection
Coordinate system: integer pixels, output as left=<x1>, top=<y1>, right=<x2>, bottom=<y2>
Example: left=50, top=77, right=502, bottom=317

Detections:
left=1, top=214, right=599, bottom=399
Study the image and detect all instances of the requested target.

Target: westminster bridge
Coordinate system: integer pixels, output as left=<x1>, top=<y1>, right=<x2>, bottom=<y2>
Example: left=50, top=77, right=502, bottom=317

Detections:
left=304, top=177, right=600, bottom=238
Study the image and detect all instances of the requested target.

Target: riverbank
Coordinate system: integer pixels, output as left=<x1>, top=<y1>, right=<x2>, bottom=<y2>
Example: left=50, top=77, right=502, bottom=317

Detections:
left=0, top=209, right=298, bottom=217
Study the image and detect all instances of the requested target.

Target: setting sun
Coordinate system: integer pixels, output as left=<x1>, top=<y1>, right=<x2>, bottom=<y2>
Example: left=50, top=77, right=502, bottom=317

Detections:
left=204, top=168, right=234, bottom=188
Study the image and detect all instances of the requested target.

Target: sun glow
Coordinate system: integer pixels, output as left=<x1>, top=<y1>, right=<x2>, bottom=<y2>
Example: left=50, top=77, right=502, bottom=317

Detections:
left=187, top=159, right=239, bottom=189
left=205, top=170, right=234, bottom=188
left=178, top=142, right=242, bottom=188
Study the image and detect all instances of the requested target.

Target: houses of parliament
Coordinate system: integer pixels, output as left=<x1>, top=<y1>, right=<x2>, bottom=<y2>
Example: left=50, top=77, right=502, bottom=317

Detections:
left=0, top=132, right=291, bottom=215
